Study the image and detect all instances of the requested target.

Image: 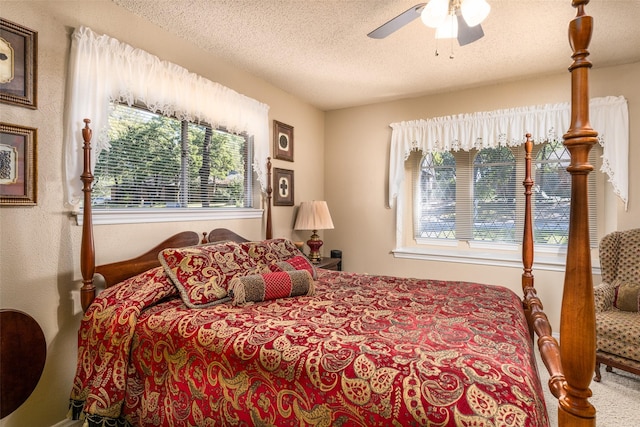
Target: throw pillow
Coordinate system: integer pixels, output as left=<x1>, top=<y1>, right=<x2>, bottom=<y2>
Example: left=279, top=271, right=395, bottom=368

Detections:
left=613, top=281, right=640, bottom=312
left=228, top=270, right=315, bottom=305
left=271, top=254, right=318, bottom=279
left=159, top=241, right=261, bottom=308
left=240, top=238, right=302, bottom=269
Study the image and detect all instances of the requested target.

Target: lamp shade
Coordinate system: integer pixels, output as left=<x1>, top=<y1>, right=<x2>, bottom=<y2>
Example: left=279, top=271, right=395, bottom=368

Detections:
left=435, top=14, right=458, bottom=39
left=421, top=0, right=449, bottom=28
left=461, top=0, right=490, bottom=27
left=294, top=201, right=334, bottom=231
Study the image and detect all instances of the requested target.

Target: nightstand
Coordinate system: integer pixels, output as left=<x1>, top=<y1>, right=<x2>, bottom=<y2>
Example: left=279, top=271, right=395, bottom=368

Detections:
left=314, top=257, right=341, bottom=271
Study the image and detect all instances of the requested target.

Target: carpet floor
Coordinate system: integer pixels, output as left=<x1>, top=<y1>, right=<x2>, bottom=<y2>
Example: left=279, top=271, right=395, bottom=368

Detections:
left=536, top=350, right=640, bottom=426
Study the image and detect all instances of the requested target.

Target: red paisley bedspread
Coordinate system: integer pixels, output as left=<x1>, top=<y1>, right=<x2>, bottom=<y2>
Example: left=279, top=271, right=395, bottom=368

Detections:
left=70, top=268, right=548, bottom=426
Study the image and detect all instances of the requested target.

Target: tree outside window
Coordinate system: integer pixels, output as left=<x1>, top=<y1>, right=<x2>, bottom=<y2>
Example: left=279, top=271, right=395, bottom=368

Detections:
left=92, top=103, right=250, bottom=209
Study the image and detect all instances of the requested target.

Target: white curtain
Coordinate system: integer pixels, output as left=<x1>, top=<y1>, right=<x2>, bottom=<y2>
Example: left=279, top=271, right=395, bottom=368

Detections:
left=388, top=96, right=629, bottom=211
left=64, top=26, right=270, bottom=206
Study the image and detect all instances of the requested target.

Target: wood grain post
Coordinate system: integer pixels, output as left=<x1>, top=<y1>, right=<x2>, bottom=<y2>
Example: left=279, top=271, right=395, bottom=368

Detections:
left=558, top=1, right=597, bottom=425
left=80, top=119, right=96, bottom=312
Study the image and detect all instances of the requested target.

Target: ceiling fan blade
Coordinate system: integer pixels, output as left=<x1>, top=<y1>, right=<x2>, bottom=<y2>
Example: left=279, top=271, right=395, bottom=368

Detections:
left=367, top=3, right=426, bottom=39
left=456, top=12, right=484, bottom=46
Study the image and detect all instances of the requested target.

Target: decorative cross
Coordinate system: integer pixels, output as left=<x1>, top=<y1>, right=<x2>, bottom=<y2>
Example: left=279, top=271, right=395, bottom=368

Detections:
left=279, top=178, right=288, bottom=196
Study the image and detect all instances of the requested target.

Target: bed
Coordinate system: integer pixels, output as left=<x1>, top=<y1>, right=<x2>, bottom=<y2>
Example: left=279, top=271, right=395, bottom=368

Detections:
left=69, top=1, right=598, bottom=426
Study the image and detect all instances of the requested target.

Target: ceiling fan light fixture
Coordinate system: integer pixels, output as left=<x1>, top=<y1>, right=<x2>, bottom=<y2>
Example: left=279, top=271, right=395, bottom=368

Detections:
left=435, top=14, right=458, bottom=39
left=421, top=0, right=449, bottom=28
left=367, top=0, right=488, bottom=47
left=460, top=0, right=490, bottom=27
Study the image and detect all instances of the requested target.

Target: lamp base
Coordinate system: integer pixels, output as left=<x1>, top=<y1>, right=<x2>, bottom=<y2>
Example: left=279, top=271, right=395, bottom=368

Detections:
left=306, top=230, right=323, bottom=263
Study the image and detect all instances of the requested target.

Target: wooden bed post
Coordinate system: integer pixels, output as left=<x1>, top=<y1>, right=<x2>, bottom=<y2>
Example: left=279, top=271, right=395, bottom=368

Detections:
left=558, top=0, right=597, bottom=425
left=80, top=119, right=96, bottom=312
left=522, top=135, right=566, bottom=399
left=266, top=157, right=273, bottom=240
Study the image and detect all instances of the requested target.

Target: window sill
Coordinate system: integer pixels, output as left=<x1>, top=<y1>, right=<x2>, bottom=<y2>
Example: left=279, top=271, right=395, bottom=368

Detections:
left=392, top=245, right=601, bottom=274
left=74, top=207, right=264, bottom=226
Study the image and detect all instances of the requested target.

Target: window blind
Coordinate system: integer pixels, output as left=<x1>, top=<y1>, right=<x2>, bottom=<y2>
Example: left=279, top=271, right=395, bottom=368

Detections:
left=90, top=103, right=251, bottom=210
left=412, top=143, right=598, bottom=247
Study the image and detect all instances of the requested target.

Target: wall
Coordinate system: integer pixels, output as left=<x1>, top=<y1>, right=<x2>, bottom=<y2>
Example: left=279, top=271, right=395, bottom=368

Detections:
left=324, top=61, right=640, bottom=336
left=0, top=1, right=324, bottom=426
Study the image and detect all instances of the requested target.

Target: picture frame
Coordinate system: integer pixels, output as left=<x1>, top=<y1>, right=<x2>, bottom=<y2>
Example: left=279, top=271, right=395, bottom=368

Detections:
left=273, top=168, right=294, bottom=206
left=0, top=18, right=37, bottom=109
left=273, top=120, right=294, bottom=162
left=1, top=122, right=37, bottom=206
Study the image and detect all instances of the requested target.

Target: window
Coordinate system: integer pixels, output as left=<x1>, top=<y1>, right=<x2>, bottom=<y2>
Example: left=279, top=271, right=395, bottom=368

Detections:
left=534, top=140, right=573, bottom=245
left=414, top=141, right=597, bottom=248
left=65, top=26, right=271, bottom=210
left=415, top=151, right=456, bottom=239
left=473, top=147, right=517, bottom=242
left=91, top=103, right=253, bottom=211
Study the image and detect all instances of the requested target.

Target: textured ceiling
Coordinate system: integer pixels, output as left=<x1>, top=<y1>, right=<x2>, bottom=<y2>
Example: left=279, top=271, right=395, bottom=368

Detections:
left=113, top=0, right=640, bottom=111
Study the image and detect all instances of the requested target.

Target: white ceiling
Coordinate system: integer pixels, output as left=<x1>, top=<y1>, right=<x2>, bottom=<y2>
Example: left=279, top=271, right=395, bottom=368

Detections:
left=113, top=0, right=640, bottom=111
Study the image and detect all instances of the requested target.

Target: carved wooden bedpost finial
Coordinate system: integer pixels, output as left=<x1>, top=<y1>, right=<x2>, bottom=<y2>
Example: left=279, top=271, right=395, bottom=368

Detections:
left=80, top=119, right=96, bottom=312
left=522, top=134, right=535, bottom=336
left=559, top=0, right=597, bottom=425
left=522, top=134, right=534, bottom=286
left=522, top=134, right=565, bottom=400
left=266, top=157, right=273, bottom=240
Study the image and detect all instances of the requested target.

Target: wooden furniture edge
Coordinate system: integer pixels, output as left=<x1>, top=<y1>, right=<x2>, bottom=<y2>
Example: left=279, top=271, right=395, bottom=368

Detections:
left=522, top=2, right=597, bottom=424
left=80, top=119, right=95, bottom=312
left=595, top=351, right=640, bottom=382
left=315, top=257, right=341, bottom=271
left=558, top=1, right=597, bottom=424
left=0, top=309, right=47, bottom=418
left=94, top=231, right=201, bottom=289
left=207, top=228, right=250, bottom=243
left=521, top=134, right=566, bottom=400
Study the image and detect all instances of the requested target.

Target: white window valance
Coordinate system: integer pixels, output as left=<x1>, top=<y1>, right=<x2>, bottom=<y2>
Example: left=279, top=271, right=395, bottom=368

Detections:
left=388, top=96, right=629, bottom=210
left=64, top=26, right=270, bottom=206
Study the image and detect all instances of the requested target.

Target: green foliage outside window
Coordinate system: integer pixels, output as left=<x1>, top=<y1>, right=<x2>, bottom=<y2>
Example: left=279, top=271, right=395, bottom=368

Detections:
left=92, top=104, right=248, bottom=209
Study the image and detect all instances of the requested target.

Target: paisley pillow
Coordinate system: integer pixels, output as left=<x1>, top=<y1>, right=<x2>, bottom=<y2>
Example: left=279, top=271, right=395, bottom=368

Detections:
left=227, top=270, right=315, bottom=305
left=159, top=241, right=261, bottom=308
left=240, top=238, right=302, bottom=269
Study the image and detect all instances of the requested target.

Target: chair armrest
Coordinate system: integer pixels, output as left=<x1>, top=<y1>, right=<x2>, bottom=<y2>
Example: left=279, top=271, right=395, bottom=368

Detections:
left=594, top=281, right=617, bottom=313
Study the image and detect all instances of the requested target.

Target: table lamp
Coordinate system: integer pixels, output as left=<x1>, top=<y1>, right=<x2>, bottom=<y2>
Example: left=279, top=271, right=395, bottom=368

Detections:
left=294, top=200, right=334, bottom=263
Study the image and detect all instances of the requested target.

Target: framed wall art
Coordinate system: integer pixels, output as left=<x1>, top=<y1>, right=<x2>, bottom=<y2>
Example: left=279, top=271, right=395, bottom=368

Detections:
left=0, top=18, right=37, bottom=109
left=1, top=122, right=37, bottom=206
left=273, top=120, right=293, bottom=162
left=273, top=167, right=294, bottom=206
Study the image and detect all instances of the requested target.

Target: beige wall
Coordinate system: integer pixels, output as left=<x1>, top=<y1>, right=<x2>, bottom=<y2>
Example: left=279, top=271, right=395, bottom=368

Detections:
left=1, top=1, right=638, bottom=426
left=324, top=61, right=640, bottom=342
left=0, top=1, right=323, bottom=426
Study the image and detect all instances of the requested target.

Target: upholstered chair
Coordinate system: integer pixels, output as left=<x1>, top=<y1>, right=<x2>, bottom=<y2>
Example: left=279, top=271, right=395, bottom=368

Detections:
left=594, top=228, right=640, bottom=381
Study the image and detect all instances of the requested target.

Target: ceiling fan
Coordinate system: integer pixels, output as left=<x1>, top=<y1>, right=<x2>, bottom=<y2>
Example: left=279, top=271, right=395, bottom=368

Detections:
left=367, top=0, right=490, bottom=47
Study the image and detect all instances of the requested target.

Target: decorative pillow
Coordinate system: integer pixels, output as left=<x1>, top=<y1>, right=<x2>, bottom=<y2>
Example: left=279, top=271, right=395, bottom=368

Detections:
left=613, top=281, right=640, bottom=312
left=159, top=241, right=262, bottom=308
left=270, top=254, right=318, bottom=279
left=228, top=270, right=315, bottom=305
left=240, top=238, right=302, bottom=269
